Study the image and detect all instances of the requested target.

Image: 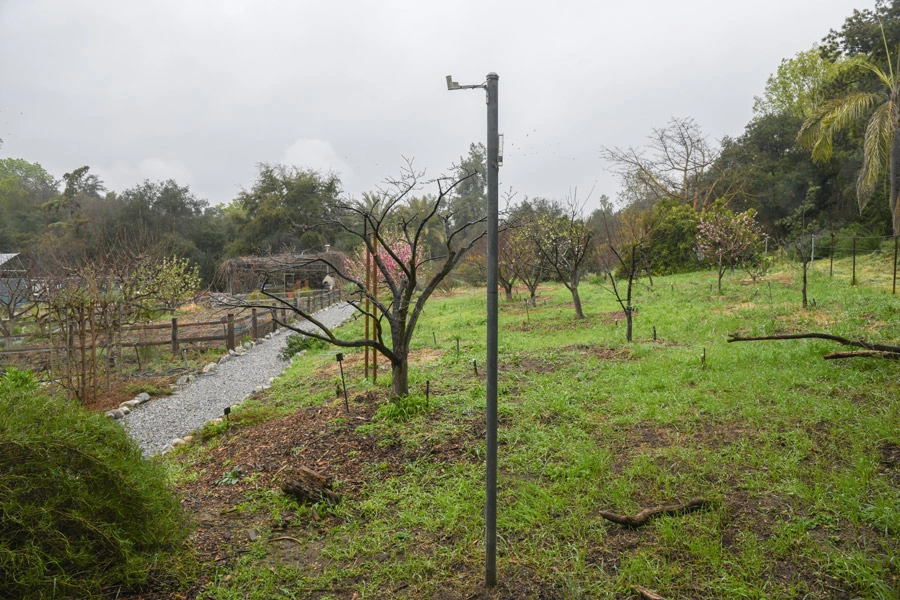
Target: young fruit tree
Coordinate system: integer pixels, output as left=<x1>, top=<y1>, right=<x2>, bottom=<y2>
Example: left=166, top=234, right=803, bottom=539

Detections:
left=531, top=195, right=593, bottom=318
left=695, top=203, right=762, bottom=292
left=599, top=207, right=650, bottom=343
left=252, top=163, right=484, bottom=397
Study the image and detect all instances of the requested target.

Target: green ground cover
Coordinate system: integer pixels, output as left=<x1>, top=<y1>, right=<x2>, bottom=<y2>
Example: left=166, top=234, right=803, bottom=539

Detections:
left=168, top=257, right=900, bottom=599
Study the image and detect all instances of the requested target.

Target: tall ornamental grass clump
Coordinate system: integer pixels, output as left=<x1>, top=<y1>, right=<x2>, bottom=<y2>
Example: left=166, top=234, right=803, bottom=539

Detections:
left=0, top=368, right=186, bottom=599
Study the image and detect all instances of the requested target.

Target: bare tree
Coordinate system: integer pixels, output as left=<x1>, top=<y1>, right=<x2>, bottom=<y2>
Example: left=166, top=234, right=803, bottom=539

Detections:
left=465, top=227, right=519, bottom=301
left=531, top=194, right=593, bottom=319
left=35, top=233, right=193, bottom=402
left=601, top=116, right=741, bottom=212
left=601, top=210, right=650, bottom=342
left=695, top=204, right=763, bottom=293
left=504, top=216, right=546, bottom=307
left=249, top=162, right=485, bottom=397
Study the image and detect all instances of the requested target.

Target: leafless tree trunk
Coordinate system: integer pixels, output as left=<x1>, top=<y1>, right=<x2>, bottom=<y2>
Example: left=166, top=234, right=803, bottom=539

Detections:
left=238, top=161, right=486, bottom=397
left=531, top=194, right=593, bottom=319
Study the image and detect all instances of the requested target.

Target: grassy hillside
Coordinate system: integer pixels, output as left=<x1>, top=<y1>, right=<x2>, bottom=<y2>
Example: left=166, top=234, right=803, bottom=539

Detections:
left=157, top=257, right=900, bottom=599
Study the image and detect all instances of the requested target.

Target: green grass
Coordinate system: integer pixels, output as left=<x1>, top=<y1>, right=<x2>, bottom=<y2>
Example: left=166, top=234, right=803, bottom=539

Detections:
left=167, top=254, right=900, bottom=599
left=0, top=368, right=190, bottom=599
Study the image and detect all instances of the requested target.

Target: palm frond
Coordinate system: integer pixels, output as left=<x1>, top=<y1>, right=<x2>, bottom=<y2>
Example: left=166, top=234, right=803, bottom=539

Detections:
left=861, top=61, right=897, bottom=90
left=857, top=101, right=894, bottom=212
left=798, top=93, right=884, bottom=163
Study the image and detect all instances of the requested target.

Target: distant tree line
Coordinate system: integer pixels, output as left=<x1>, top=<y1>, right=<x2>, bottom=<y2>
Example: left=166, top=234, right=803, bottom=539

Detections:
left=2, top=3, right=899, bottom=298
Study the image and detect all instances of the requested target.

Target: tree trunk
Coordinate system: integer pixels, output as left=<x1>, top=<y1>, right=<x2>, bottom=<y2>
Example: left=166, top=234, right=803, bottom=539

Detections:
left=529, top=289, right=537, bottom=307
left=717, top=256, right=724, bottom=293
left=3, top=316, right=14, bottom=349
left=891, top=108, right=900, bottom=236
left=801, top=260, right=808, bottom=308
left=625, top=307, right=633, bottom=342
left=570, top=285, right=584, bottom=319
left=503, top=283, right=514, bottom=302
left=391, top=356, right=409, bottom=397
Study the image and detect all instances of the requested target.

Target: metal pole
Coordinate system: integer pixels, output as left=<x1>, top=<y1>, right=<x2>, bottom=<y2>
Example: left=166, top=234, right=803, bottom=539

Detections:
left=364, top=222, right=370, bottom=381
left=484, top=71, right=499, bottom=588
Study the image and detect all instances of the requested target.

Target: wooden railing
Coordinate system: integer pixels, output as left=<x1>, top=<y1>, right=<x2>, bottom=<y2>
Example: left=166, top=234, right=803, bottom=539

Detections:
left=0, top=288, right=342, bottom=359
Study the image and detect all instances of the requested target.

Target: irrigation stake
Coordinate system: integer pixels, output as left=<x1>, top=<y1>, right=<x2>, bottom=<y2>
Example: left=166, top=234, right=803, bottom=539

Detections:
left=336, top=353, right=349, bottom=415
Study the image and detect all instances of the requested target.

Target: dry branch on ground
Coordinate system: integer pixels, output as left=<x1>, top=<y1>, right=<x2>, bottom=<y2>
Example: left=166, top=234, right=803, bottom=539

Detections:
left=598, top=499, right=712, bottom=528
left=727, top=332, right=900, bottom=360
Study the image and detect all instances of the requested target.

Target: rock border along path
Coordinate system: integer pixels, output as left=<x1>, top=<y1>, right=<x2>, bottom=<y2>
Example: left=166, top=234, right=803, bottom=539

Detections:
left=122, top=302, right=356, bottom=456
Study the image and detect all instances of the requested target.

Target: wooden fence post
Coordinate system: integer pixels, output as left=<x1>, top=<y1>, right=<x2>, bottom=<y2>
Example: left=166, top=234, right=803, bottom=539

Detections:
left=271, top=308, right=277, bottom=332
left=251, top=308, right=259, bottom=339
left=893, top=235, right=898, bottom=295
left=830, top=231, right=835, bottom=278
left=226, top=313, right=235, bottom=350
left=171, top=317, right=179, bottom=355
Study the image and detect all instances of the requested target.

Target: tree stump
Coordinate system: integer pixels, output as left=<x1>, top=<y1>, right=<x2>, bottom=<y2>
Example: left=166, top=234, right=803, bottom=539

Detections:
left=280, top=466, right=340, bottom=505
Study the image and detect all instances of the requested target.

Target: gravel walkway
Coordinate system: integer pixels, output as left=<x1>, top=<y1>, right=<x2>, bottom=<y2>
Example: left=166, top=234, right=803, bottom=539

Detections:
left=123, top=302, right=356, bottom=456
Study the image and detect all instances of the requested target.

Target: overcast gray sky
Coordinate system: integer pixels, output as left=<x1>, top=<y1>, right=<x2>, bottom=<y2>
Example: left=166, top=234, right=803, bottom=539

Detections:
left=0, top=0, right=872, bottom=210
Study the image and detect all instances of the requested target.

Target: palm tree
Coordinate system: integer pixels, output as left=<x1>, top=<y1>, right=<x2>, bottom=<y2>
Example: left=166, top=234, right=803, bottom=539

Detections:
left=797, top=44, right=900, bottom=235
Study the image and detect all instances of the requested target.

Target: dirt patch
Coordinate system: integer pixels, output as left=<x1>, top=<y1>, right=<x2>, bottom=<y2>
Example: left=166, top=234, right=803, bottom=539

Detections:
left=170, top=389, right=482, bottom=562
left=572, top=344, right=632, bottom=361
left=499, top=345, right=630, bottom=376
left=426, top=564, right=566, bottom=599
left=499, top=356, right=558, bottom=374
left=597, top=311, right=628, bottom=325
left=879, top=442, right=900, bottom=485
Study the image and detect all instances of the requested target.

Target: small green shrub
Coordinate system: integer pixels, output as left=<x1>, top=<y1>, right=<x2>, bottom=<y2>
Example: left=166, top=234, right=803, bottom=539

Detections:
left=375, top=393, right=429, bottom=423
left=217, top=467, right=243, bottom=486
left=281, top=333, right=328, bottom=360
left=122, top=382, right=172, bottom=397
left=0, top=368, right=187, bottom=599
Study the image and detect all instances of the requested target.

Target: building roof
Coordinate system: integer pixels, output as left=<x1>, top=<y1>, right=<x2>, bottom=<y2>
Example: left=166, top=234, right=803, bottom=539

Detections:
left=0, top=253, right=20, bottom=268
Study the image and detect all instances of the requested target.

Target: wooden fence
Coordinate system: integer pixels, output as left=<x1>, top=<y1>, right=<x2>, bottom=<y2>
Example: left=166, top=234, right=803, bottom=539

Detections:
left=0, top=288, right=342, bottom=361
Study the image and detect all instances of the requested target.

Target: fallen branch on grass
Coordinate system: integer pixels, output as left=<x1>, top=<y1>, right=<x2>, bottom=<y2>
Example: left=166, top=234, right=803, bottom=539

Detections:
left=632, top=586, right=667, bottom=600
left=599, top=499, right=712, bottom=528
left=727, top=332, right=900, bottom=360
left=269, top=535, right=303, bottom=545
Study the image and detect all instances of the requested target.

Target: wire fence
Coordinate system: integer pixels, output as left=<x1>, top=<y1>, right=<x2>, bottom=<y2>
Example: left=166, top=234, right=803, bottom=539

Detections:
left=772, top=233, right=899, bottom=293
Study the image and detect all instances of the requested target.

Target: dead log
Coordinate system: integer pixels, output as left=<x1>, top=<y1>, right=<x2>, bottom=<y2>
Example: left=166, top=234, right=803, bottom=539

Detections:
left=599, top=499, right=711, bottom=528
left=824, top=350, right=900, bottom=360
left=632, top=586, right=667, bottom=600
left=728, top=332, right=900, bottom=360
left=280, top=466, right=340, bottom=506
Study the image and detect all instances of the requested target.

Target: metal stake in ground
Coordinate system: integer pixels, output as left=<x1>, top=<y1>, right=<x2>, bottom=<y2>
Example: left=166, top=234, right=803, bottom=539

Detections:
left=336, top=353, right=349, bottom=414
